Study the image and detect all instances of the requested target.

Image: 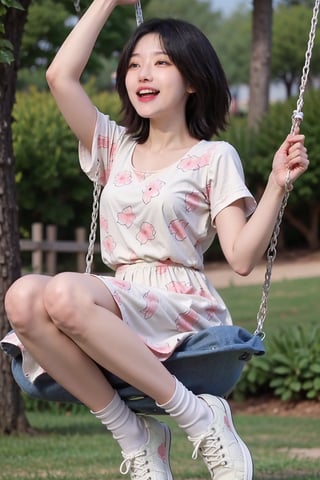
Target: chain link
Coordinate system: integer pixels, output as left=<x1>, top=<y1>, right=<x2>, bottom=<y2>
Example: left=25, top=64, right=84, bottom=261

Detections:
left=255, top=0, right=320, bottom=337
left=291, top=0, right=320, bottom=133
left=85, top=163, right=101, bottom=274
left=135, top=1, right=144, bottom=26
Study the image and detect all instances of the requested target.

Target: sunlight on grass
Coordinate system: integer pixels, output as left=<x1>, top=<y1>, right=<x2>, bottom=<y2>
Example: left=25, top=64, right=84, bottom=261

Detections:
left=0, top=411, right=319, bottom=480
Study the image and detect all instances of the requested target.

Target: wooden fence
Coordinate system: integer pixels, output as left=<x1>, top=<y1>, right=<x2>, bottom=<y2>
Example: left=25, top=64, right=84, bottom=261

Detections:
left=20, top=223, right=100, bottom=275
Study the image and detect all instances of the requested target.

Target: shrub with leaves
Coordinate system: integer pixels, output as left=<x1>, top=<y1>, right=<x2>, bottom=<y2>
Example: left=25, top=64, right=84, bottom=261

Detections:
left=269, top=324, right=320, bottom=401
left=233, top=324, right=320, bottom=402
left=13, top=86, right=121, bottom=236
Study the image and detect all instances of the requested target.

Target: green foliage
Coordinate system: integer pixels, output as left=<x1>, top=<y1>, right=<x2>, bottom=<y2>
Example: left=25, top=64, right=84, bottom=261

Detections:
left=211, top=10, right=251, bottom=86
left=234, top=324, right=320, bottom=402
left=144, top=0, right=221, bottom=44
left=272, top=4, right=320, bottom=97
left=20, top=0, right=71, bottom=69
left=253, top=89, right=320, bottom=206
left=269, top=325, right=320, bottom=401
left=0, top=0, right=23, bottom=64
left=20, top=0, right=142, bottom=74
left=0, top=37, right=14, bottom=63
left=218, top=89, right=320, bottom=249
left=13, top=85, right=121, bottom=236
left=22, top=391, right=86, bottom=414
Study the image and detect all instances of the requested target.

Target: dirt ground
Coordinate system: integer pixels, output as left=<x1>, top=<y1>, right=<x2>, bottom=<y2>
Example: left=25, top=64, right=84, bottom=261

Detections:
left=230, top=395, right=320, bottom=418
left=205, top=248, right=320, bottom=289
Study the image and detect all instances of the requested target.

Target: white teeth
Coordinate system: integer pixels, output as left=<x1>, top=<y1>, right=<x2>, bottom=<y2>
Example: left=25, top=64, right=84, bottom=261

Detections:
left=138, top=89, right=158, bottom=96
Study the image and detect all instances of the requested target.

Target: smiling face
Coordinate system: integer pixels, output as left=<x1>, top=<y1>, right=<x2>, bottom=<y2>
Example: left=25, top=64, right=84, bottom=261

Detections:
left=125, top=33, right=193, bottom=124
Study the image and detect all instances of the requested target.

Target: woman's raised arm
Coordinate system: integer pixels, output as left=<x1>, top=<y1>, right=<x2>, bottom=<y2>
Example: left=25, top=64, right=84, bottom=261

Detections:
left=46, top=0, right=137, bottom=151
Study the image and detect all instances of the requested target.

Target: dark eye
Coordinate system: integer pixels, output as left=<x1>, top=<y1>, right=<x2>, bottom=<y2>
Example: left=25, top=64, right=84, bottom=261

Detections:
left=128, top=62, right=139, bottom=69
left=156, top=60, right=170, bottom=66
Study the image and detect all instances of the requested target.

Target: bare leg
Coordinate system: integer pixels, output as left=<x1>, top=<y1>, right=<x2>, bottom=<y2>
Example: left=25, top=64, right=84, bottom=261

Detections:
left=5, top=272, right=175, bottom=412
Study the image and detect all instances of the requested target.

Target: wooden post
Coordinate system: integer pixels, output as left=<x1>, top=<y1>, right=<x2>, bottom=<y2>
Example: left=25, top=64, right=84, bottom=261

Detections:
left=46, top=225, right=57, bottom=275
left=31, top=223, right=43, bottom=274
left=76, top=227, right=86, bottom=273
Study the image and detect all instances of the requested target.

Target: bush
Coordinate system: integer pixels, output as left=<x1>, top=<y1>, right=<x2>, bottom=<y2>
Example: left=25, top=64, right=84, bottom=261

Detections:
left=13, top=85, right=121, bottom=238
left=234, top=324, right=320, bottom=402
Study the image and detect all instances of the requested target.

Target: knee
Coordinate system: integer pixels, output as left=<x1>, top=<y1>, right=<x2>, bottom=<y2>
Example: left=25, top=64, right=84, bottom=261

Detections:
left=5, top=275, right=45, bottom=333
left=43, top=273, right=90, bottom=337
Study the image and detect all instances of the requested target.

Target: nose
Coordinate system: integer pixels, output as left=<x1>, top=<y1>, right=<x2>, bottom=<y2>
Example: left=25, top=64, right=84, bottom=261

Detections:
left=138, top=63, right=153, bottom=82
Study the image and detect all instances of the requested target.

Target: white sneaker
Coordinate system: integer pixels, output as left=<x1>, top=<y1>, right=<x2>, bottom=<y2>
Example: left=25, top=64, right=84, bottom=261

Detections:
left=120, top=416, right=173, bottom=479
left=188, top=395, right=253, bottom=480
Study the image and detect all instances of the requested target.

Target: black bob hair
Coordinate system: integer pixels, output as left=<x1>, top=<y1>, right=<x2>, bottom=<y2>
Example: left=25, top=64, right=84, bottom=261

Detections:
left=116, top=18, right=231, bottom=143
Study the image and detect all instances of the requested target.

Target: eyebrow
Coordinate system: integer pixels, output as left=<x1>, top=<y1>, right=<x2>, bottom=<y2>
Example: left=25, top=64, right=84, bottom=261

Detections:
left=130, top=50, right=168, bottom=57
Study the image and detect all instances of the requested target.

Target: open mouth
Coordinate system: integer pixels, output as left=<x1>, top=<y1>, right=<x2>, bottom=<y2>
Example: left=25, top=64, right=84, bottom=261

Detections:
left=137, top=89, right=160, bottom=98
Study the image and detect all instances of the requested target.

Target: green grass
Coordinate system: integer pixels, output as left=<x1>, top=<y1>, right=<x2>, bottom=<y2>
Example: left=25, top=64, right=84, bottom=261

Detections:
left=219, top=276, right=320, bottom=335
left=1, top=277, right=320, bottom=479
left=0, top=411, right=319, bottom=479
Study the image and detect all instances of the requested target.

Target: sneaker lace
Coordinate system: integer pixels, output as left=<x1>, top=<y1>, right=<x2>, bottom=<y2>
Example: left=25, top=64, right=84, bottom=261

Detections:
left=120, top=449, right=151, bottom=479
left=191, top=431, right=227, bottom=471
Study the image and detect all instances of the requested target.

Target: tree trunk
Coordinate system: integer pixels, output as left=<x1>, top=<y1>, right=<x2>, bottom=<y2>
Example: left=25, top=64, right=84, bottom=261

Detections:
left=0, top=0, right=32, bottom=434
left=285, top=206, right=320, bottom=250
left=248, top=0, right=273, bottom=129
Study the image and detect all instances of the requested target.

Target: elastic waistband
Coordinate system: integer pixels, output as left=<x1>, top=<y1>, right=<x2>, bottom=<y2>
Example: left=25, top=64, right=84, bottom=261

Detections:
left=116, top=260, right=203, bottom=274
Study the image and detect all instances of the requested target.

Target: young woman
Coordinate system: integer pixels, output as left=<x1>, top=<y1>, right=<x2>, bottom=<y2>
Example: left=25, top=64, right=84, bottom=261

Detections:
left=4, top=1, right=309, bottom=479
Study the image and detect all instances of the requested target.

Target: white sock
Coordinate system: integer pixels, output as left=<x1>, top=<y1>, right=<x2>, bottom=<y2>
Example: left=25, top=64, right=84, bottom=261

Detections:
left=91, top=391, right=148, bottom=454
left=157, top=377, right=214, bottom=438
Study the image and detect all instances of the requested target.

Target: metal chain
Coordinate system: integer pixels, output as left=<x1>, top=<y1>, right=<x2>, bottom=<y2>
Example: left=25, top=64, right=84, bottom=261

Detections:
left=254, top=175, right=291, bottom=338
left=135, top=1, right=144, bottom=26
left=85, top=165, right=101, bottom=274
left=291, top=0, right=320, bottom=133
left=85, top=3, right=143, bottom=274
left=255, top=0, right=320, bottom=337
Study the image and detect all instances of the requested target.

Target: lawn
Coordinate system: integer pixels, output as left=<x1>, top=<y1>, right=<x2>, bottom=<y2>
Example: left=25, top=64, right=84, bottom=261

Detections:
left=220, top=276, right=320, bottom=335
left=0, top=411, right=319, bottom=479
left=1, top=277, right=320, bottom=479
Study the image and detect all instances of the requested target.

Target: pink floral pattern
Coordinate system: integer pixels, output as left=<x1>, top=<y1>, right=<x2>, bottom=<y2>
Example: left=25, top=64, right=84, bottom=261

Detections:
left=136, top=222, right=156, bottom=244
left=77, top=112, right=255, bottom=361
left=176, top=309, right=201, bottom=331
left=141, top=291, right=159, bottom=319
left=103, top=235, right=116, bottom=253
left=117, top=206, right=136, bottom=228
left=114, top=171, right=132, bottom=187
left=168, top=219, right=188, bottom=241
left=178, top=152, right=210, bottom=172
left=185, top=191, right=203, bottom=212
left=142, top=180, right=166, bottom=204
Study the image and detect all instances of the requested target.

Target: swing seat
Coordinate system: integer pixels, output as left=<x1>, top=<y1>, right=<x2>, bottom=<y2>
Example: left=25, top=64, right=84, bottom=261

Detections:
left=2, top=326, right=265, bottom=414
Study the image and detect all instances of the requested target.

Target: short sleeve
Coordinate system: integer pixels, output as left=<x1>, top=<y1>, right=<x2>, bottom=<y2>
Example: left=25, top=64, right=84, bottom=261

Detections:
left=78, top=109, right=126, bottom=185
left=208, top=142, right=256, bottom=223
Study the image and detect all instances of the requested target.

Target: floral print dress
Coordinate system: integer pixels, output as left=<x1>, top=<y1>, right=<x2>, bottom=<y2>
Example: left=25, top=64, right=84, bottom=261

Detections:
left=78, top=110, right=257, bottom=361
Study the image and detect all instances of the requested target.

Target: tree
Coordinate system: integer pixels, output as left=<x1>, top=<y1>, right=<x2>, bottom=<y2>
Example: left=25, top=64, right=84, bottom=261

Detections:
left=210, top=9, right=251, bottom=87
left=12, top=87, right=121, bottom=236
left=0, top=0, right=31, bottom=434
left=272, top=4, right=320, bottom=98
left=248, top=0, right=273, bottom=129
left=248, top=89, right=320, bottom=250
left=144, top=0, right=221, bottom=43
left=20, top=0, right=147, bottom=77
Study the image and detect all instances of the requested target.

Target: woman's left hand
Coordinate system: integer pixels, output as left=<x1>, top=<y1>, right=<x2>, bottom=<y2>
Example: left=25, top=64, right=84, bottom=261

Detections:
left=272, top=130, right=309, bottom=189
